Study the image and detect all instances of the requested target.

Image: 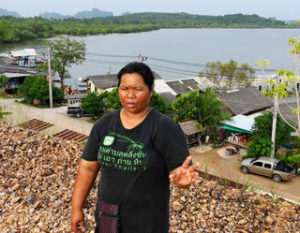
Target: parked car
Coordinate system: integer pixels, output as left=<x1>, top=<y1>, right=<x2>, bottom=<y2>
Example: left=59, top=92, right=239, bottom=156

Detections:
left=67, top=105, right=94, bottom=118
left=241, top=156, right=296, bottom=182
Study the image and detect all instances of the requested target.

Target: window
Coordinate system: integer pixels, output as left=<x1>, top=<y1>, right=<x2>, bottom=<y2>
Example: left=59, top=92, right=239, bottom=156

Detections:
left=264, top=163, right=271, bottom=169
left=253, top=162, right=263, bottom=167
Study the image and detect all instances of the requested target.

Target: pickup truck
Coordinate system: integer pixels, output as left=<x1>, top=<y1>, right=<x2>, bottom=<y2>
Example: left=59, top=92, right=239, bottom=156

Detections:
left=66, top=105, right=90, bottom=118
left=241, top=156, right=296, bottom=182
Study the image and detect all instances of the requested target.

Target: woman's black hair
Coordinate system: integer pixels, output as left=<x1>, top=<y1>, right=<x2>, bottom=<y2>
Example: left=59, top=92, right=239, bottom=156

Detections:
left=117, top=62, right=154, bottom=90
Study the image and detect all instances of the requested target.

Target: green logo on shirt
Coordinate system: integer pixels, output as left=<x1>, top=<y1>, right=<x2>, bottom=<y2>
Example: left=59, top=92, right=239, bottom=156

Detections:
left=103, top=136, right=115, bottom=146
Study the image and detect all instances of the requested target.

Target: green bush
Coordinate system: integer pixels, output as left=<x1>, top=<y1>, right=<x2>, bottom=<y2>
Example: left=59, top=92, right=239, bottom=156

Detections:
left=18, top=76, right=65, bottom=105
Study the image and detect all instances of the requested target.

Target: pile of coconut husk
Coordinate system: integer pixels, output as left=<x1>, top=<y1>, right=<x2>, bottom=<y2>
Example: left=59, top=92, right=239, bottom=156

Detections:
left=0, top=123, right=299, bottom=233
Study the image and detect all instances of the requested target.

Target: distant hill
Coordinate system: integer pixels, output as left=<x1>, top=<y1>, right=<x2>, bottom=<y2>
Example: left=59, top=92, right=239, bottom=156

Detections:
left=74, top=8, right=113, bottom=18
left=118, top=12, right=287, bottom=28
left=1, top=12, right=299, bottom=44
left=39, top=8, right=113, bottom=19
left=0, top=8, right=20, bottom=17
left=39, top=12, right=72, bottom=19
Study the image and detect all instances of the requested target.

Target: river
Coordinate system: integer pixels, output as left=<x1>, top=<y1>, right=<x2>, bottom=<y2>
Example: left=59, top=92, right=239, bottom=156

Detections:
left=1, top=28, right=300, bottom=87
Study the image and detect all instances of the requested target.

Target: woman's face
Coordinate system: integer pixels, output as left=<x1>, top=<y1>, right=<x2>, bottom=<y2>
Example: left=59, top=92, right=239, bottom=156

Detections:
left=118, top=72, right=153, bottom=114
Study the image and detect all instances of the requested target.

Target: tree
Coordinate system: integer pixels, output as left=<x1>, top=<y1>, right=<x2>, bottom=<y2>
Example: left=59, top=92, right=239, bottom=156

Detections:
left=46, top=36, right=85, bottom=88
left=18, top=76, right=36, bottom=103
left=149, top=92, right=167, bottom=114
left=29, top=76, right=49, bottom=104
left=199, top=59, right=255, bottom=90
left=255, top=57, right=270, bottom=73
left=81, top=92, right=106, bottom=117
left=105, top=88, right=122, bottom=110
left=172, top=88, right=231, bottom=137
left=247, top=112, right=294, bottom=158
left=18, top=76, right=64, bottom=105
left=0, top=75, right=8, bottom=92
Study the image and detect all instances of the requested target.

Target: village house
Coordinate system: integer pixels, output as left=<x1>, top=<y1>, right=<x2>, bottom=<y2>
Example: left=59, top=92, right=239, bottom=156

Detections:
left=220, top=114, right=258, bottom=147
left=166, top=77, right=203, bottom=96
left=9, top=49, right=38, bottom=67
left=216, top=87, right=273, bottom=147
left=0, top=65, right=46, bottom=94
left=217, top=87, right=273, bottom=116
left=179, top=120, right=201, bottom=147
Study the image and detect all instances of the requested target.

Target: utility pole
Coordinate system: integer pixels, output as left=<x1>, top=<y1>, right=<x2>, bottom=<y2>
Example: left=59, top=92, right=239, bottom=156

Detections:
left=138, top=54, right=147, bottom=62
left=48, top=47, right=53, bottom=108
left=270, top=91, right=278, bottom=159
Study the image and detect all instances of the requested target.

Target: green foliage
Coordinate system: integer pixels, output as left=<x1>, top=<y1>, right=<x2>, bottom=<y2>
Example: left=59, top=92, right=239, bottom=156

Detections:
left=149, top=92, right=167, bottom=114
left=247, top=137, right=272, bottom=158
left=18, top=76, right=64, bottom=105
left=286, top=154, right=300, bottom=168
left=288, top=37, right=300, bottom=55
left=0, top=106, right=11, bottom=119
left=247, top=112, right=294, bottom=157
left=291, top=136, right=300, bottom=153
left=263, top=69, right=291, bottom=99
left=18, top=76, right=36, bottom=103
left=105, top=88, right=121, bottom=110
left=255, top=57, right=270, bottom=72
left=199, top=59, right=255, bottom=89
left=81, top=92, right=106, bottom=116
left=172, top=88, right=231, bottom=136
left=45, top=36, right=85, bottom=87
left=0, top=13, right=293, bottom=44
left=276, top=152, right=300, bottom=169
left=29, top=76, right=49, bottom=104
left=0, top=75, right=8, bottom=90
left=52, top=86, right=65, bottom=103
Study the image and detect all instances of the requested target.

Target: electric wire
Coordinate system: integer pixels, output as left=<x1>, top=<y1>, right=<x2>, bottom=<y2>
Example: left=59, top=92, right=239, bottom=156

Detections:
left=86, top=52, right=138, bottom=59
left=85, top=51, right=278, bottom=72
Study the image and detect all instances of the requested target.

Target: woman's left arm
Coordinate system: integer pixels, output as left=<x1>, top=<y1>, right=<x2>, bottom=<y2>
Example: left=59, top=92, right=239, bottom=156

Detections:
left=169, top=156, right=200, bottom=189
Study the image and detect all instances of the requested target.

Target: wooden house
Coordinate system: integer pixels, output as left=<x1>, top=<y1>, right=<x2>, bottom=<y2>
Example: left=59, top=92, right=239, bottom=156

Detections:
left=179, top=120, right=201, bottom=148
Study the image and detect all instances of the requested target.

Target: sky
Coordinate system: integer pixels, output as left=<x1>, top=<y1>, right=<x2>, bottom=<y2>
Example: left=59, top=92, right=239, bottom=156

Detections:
left=0, top=0, right=299, bottom=20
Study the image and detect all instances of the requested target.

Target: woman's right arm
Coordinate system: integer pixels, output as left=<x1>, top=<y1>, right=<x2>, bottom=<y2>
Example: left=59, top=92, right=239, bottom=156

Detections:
left=71, top=159, right=100, bottom=233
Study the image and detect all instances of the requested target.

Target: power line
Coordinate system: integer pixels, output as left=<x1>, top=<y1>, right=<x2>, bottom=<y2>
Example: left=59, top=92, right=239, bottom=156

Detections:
left=84, top=51, right=278, bottom=72
left=147, top=62, right=199, bottom=75
left=147, top=56, right=206, bottom=67
left=86, top=52, right=137, bottom=59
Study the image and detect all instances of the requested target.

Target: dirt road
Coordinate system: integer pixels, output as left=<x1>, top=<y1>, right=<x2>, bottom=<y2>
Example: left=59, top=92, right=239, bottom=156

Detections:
left=1, top=98, right=93, bottom=136
left=190, top=147, right=300, bottom=203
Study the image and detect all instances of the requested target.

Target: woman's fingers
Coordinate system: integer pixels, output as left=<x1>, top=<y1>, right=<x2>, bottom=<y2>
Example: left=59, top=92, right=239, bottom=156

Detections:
left=181, top=156, right=192, bottom=169
left=188, top=162, right=200, bottom=172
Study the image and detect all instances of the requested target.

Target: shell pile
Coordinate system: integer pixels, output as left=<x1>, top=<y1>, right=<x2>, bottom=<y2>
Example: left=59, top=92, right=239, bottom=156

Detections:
left=0, top=123, right=299, bottom=232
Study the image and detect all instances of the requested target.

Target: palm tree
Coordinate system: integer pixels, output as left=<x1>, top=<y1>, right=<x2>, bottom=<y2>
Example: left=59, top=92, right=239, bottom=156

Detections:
left=172, top=88, right=231, bottom=136
left=196, top=88, right=231, bottom=133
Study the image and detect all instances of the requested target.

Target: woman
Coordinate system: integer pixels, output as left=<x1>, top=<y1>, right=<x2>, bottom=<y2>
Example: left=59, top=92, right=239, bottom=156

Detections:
left=71, top=62, right=199, bottom=233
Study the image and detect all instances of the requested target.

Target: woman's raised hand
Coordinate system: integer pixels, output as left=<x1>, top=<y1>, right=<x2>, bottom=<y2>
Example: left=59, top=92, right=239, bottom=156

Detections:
left=169, top=156, right=200, bottom=189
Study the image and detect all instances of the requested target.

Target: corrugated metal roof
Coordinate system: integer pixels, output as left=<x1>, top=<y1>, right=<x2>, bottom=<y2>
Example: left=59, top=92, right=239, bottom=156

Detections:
left=154, top=79, right=177, bottom=95
left=179, top=120, right=200, bottom=135
left=1, top=72, right=32, bottom=78
left=218, top=87, right=273, bottom=115
left=222, top=114, right=259, bottom=132
left=166, top=78, right=201, bottom=95
left=10, top=49, right=37, bottom=57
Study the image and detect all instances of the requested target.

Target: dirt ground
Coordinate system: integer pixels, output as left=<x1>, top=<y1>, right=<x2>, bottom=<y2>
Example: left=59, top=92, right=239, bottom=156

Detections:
left=1, top=98, right=299, bottom=203
left=190, top=145, right=300, bottom=203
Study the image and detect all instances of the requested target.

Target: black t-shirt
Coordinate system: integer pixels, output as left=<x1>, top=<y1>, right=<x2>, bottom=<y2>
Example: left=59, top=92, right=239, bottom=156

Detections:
left=82, top=108, right=189, bottom=233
